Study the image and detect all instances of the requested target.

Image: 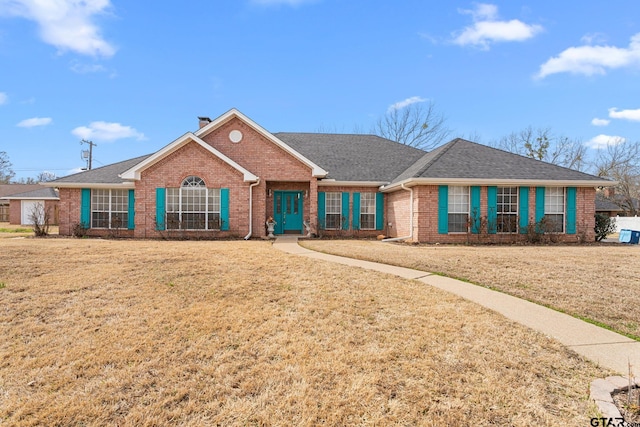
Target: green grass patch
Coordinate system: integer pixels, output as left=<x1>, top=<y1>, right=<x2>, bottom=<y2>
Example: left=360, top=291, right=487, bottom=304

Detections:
left=0, top=228, right=31, bottom=233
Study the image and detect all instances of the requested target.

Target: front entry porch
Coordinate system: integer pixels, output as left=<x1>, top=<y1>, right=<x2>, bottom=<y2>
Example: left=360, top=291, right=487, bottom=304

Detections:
left=266, top=181, right=313, bottom=236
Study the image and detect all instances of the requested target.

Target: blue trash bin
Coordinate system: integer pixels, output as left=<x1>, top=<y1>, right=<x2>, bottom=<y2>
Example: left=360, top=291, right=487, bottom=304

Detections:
left=619, top=229, right=631, bottom=243
left=630, top=230, right=640, bottom=244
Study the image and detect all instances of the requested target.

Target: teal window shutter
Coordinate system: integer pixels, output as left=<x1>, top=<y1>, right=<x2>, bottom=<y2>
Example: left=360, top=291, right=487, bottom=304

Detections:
left=341, top=192, right=350, bottom=230
left=519, top=187, right=529, bottom=234
left=487, top=186, right=497, bottom=234
left=220, top=188, right=230, bottom=231
left=127, top=189, right=135, bottom=230
left=317, top=192, right=326, bottom=230
left=80, top=188, right=91, bottom=228
left=470, top=186, right=481, bottom=234
left=438, top=186, right=448, bottom=234
left=535, top=187, right=545, bottom=224
left=155, top=188, right=166, bottom=231
left=375, top=192, right=384, bottom=231
left=352, top=192, right=360, bottom=230
left=566, top=187, right=577, bottom=234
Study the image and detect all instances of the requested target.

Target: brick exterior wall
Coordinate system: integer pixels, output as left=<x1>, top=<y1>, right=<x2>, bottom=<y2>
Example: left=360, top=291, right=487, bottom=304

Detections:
left=200, top=117, right=319, bottom=238
left=316, top=186, right=383, bottom=238
left=394, top=185, right=597, bottom=243
left=8, top=200, right=20, bottom=225
left=58, top=118, right=324, bottom=239
left=386, top=189, right=411, bottom=238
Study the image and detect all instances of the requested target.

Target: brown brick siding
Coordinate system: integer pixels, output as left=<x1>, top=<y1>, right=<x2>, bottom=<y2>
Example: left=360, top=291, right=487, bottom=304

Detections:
left=317, top=186, right=383, bottom=238
left=403, top=185, right=597, bottom=243
left=386, top=189, right=411, bottom=238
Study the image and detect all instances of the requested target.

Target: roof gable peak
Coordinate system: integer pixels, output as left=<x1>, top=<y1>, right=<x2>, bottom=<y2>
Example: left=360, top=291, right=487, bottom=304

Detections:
left=195, top=109, right=328, bottom=177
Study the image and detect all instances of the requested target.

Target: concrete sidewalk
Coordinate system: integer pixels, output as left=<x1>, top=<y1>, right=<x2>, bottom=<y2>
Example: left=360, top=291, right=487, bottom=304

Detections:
left=273, top=236, right=640, bottom=375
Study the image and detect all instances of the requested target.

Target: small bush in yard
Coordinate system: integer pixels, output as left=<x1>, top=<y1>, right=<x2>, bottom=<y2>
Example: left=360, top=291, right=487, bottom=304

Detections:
left=595, top=213, right=616, bottom=242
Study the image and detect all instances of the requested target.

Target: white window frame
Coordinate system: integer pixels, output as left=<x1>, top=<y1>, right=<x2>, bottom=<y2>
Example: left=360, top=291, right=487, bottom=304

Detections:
left=448, top=186, right=469, bottom=233
left=166, top=176, right=221, bottom=230
left=325, top=192, right=342, bottom=230
left=360, top=193, right=376, bottom=230
left=91, top=189, right=128, bottom=229
left=497, top=186, right=518, bottom=233
left=544, top=187, right=565, bottom=233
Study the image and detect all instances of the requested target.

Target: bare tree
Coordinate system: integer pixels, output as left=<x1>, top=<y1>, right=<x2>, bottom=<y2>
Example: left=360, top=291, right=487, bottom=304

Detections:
left=0, top=151, right=15, bottom=184
left=29, top=202, right=51, bottom=237
left=492, top=126, right=588, bottom=171
left=594, top=141, right=640, bottom=216
left=36, top=171, right=57, bottom=182
left=373, top=101, right=452, bottom=150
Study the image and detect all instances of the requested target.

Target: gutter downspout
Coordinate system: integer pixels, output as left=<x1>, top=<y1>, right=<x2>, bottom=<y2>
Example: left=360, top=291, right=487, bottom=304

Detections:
left=244, top=178, right=260, bottom=240
left=382, top=182, right=413, bottom=243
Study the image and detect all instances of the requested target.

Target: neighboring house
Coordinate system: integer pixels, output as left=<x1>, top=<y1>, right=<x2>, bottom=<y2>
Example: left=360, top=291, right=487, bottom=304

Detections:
left=1, top=187, right=59, bottom=225
left=595, top=191, right=639, bottom=217
left=45, top=108, right=614, bottom=243
left=0, top=184, right=49, bottom=223
left=595, top=193, right=624, bottom=217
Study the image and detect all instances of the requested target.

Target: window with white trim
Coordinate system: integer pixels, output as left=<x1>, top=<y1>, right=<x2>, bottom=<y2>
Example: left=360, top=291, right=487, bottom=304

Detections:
left=91, top=189, right=128, bottom=229
left=360, top=193, right=376, bottom=230
left=166, top=176, right=221, bottom=230
left=448, top=186, right=469, bottom=233
left=497, top=186, right=518, bottom=233
left=544, top=187, right=565, bottom=233
left=325, top=192, right=341, bottom=230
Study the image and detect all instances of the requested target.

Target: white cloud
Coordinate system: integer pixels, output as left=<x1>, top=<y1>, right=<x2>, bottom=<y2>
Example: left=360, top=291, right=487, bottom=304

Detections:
left=591, top=118, right=610, bottom=126
left=71, top=121, right=145, bottom=142
left=586, top=134, right=626, bottom=149
left=388, top=96, right=426, bottom=112
left=452, top=3, right=543, bottom=49
left=536, top=33, right=640, bottom=79
left=17, top=117, right=52, bottom=127
left=70, top=61, right=107, bottom=74
left=608, top=107, right=640, bottom=122
left=0, top=92, right=7, bottom=105
left=0, top=0, right=116, bottom=57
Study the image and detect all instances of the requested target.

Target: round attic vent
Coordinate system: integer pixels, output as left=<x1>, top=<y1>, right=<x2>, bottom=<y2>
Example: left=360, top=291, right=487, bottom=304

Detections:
left=229, top=130, right=243, bottom=143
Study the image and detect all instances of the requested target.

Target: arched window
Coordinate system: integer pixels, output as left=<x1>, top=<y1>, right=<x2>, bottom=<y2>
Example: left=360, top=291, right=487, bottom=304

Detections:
left=166, top=176, right=221, bottom=230
left=182, top=176, right=205, bottom=187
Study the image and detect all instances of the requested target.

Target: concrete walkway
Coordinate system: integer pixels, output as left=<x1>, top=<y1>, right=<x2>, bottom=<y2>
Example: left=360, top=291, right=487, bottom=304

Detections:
left=273, top=236, right=640, bottom=375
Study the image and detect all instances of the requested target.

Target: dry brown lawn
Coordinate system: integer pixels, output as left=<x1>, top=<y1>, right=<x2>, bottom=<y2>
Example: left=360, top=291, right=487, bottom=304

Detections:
left=300, top=240, right=640, bottom=339
left=0, top=239, right=610, bottom=426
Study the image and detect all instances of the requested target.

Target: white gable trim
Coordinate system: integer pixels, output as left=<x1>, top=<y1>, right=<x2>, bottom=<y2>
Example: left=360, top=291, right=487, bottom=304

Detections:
left=119, top=132, right=259, bottom=182
left=195, top=108, right=328, bottom=178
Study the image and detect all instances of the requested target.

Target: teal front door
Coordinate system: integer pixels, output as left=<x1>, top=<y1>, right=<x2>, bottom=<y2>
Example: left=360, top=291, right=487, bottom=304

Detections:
left=274, top=191, right=303, bottom=234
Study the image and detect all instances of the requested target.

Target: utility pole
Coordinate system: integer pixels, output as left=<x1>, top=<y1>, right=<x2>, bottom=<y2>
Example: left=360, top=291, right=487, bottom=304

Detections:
left=80, top=139, right=96, bottom=170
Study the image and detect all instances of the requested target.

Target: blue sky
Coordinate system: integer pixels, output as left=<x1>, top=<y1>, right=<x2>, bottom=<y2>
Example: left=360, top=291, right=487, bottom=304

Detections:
left=1, top=0, right=640, bottom=180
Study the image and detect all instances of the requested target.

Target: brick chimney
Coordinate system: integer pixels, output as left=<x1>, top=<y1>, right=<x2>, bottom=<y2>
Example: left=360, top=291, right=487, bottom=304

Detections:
left=198, top=116, right=212, bottom=129
left=604, top=187, right=615, bottom=198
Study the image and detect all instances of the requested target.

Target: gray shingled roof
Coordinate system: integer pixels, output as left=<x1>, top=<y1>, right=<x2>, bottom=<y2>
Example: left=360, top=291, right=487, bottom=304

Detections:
left=52, top=154, right=152, bottom=184
left=393, top=138, right=608, bottom=182
left=48, top=135, right=610, bottom=187
left=595, top=194, right=622, bottom=212
left=274, top=133, right=425, bottom=181
left=0, top=184, right=43, bottom=198
left=1, top=187, right=59, bottom=200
